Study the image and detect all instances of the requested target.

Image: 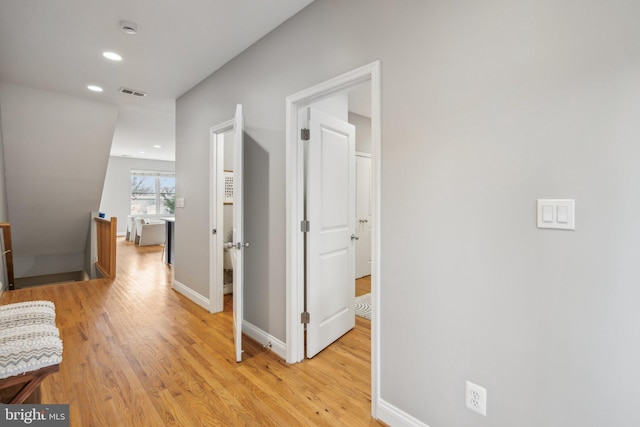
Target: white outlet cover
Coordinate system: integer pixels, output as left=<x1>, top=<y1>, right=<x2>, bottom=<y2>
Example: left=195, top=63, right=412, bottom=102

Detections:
left=465, top=380, right=487, bottom=416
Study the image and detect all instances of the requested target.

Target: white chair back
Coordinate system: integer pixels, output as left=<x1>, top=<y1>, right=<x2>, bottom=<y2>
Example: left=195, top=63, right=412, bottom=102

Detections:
left=126, top=216, right=137, bottom=242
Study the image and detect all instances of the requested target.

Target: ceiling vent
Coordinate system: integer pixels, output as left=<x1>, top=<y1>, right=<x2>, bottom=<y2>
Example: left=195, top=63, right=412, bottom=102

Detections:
left=119, top=87, right=147, bottom=98
left=120, top=21, right=138, bottom=35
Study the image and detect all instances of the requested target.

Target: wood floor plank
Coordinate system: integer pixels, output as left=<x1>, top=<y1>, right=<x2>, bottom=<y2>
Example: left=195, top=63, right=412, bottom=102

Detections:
left=1, top=238, right=385, bottom=426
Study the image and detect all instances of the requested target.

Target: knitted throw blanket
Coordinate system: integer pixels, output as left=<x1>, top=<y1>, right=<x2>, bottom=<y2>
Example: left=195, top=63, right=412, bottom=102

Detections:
left=0, top=300, right=63, bottom=380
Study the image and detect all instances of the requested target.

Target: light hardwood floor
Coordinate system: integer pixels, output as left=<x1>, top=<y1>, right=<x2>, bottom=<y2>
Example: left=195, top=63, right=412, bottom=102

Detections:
left=1, top=238, right=383, bottom=426
left=356, top=275, right=371, bottom=298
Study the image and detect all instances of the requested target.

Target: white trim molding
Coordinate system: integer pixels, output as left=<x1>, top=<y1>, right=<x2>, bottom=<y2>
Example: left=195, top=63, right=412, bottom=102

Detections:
left=377, top=399, right=431, bottom=427
left=173, top=280, right=210, bottom=310
left=242, top=320, right=287, bottom=360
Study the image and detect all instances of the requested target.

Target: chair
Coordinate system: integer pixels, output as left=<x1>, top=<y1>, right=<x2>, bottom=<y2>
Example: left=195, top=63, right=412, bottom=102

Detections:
left=134, top=217, right=144, bottom=244
left=135, top=218, right=166, bottom=246
left=0, top=301, right=62, bottom=404
left=125, top=215, right=136, bottom=242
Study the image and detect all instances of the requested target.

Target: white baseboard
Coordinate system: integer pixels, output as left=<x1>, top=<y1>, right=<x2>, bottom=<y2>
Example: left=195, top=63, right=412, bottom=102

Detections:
left=172, top=282, right=287, bottom=361
left=116, top=231, right=126, bottom=237
left=242, top=320, right=287, bottom=360
left=173, top=280, right=210, bottom=311
left=377, top=398, right=430, bottom=427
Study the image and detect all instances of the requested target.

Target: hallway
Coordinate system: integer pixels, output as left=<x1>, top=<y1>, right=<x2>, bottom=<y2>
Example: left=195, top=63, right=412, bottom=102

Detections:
left=1, top=237, right=380, bottom=426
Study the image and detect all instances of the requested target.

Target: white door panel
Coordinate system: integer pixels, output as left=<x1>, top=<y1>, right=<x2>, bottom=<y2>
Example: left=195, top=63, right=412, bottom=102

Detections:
left=306, top=107, right=356, bottom=358
left=356, top=154, right=372, bottom=278
left=232, top=104, right=244, bottom=363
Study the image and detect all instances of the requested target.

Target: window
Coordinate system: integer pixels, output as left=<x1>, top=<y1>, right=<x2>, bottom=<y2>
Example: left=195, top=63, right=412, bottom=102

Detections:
left=130, top=170, right=175, bottom=215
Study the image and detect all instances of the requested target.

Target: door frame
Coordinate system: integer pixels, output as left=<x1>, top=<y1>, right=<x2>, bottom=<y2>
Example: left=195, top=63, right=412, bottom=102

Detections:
left=285, top=60, right=381, bottom=417
left=209, top=118, right=234, bottom=313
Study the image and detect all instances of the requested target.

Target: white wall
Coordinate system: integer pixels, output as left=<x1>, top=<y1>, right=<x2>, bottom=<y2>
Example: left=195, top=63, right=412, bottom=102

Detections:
left=176, top=1, right=640, bottom=425
left=314, top=93, right=348, bottom=121
left=99, top=156, right=175, bottom=235
left=0, top=83, right=117, bottom=278
left=349, top=112, right=371, bottom=154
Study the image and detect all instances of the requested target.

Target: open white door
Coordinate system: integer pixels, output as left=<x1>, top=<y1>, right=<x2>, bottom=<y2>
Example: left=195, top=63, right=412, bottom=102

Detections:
left=210, top=105, right=246, bottom=361
left=355, top=154, right=372, bottom=279
left=232, top=104, right=245, bottom=362
left=306, top=107, right=356, bottom=358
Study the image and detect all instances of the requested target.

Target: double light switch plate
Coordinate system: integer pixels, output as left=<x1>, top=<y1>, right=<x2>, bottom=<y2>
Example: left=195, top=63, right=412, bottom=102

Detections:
left=537, top=199, right=575, bottom=230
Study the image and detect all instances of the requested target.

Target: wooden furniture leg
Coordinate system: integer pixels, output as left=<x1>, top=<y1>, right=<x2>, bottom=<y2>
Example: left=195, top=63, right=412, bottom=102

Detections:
left=0, top=364, right=59, bottom=404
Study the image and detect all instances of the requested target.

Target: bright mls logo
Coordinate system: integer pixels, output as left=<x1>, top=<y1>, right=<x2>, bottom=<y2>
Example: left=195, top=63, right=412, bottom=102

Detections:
left=1, top=404, right=69, bottom=426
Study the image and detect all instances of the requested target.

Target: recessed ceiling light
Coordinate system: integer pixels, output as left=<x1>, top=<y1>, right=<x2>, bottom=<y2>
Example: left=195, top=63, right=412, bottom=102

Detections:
left=153, top=145, right=161, bottom=148
left=103, top=51, right=122, bottom=61
left=139, top=151, right=145, bottom=154
left=87, top=85, right=103, bottom=92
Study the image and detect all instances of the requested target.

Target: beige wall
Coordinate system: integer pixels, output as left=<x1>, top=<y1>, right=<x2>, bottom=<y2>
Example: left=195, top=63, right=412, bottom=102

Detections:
left=176, top=1, right=640, bottom=425
left=0, top=83, right=117, bottom=278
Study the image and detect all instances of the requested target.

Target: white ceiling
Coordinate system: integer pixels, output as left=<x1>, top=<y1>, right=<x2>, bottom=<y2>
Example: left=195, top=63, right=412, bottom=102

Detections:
left=0, top=0, right=314, bottom=161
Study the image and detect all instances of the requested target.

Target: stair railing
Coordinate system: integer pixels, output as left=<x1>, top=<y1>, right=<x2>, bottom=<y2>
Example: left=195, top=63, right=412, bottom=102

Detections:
left=95, top=216, right=117, bottom=279
left=0, top=222, right=15, bottom=290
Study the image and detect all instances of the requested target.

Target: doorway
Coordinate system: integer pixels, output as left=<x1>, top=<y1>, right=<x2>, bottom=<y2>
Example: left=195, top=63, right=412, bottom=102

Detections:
left=285, top=61, right=381, bottom=416
left=209, top=105, right=246, bottom=362
left=302, top=104, right=357, bottom=358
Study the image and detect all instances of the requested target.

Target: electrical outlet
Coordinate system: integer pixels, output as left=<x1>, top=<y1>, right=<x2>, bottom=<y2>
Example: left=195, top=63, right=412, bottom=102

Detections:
left=465, top=381, right=487, bottom=416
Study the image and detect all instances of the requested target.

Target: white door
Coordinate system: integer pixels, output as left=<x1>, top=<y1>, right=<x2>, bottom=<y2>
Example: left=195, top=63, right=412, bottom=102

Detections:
left=232, top=105, right=245, bottom=363
left=306, top=107, right=356, bottom=358
left=355, top=154, right=372, bottom=279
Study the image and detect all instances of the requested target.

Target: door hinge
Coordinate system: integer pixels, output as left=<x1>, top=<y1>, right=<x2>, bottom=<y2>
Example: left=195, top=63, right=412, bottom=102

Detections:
left=301, top=312, right=310, bottom=324
left=212, top=229, right=217, bottom=235
left=300, top=220, right=310, bottom=233
left=301, top=128, right=310, bottom=141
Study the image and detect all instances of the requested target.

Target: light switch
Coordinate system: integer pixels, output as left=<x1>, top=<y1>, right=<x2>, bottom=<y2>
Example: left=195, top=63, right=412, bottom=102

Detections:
left=176, top=197, right=185, bottom=208
left=556, top=206, right=568, bottom=224
left=537, top=199, right=575, bottom=230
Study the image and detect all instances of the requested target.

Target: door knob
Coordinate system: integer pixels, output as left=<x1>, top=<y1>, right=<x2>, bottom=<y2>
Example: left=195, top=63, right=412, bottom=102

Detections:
left=359, top=219, right=368, bottom=224
left=351, top=234, right=359, bottom=240
left=224, top=242, right=235, bottom=249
